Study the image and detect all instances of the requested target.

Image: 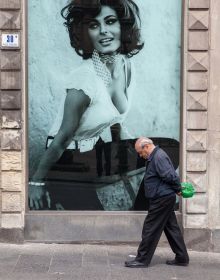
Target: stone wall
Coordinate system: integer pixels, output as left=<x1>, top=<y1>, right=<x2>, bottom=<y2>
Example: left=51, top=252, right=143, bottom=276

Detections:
left=0, top=0, right=219, bottom=250
left=0, top=0, right=24, bottom=242
left=183, top=0, right=209, bottom=227
left=182, top=0, right=220, bottom=252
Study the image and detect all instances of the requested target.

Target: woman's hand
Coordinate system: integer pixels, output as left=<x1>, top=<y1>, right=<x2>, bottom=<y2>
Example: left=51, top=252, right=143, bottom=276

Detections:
left=29, top=185, right=51, bottom=210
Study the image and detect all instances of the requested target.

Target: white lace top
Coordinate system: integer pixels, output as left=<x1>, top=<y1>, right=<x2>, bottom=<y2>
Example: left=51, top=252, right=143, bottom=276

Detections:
left=48, top=57, right=135, bottom=152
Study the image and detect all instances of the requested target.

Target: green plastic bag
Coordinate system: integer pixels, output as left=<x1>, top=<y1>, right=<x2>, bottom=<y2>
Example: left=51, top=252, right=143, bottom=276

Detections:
left=181, top=182, right=195, bottom=198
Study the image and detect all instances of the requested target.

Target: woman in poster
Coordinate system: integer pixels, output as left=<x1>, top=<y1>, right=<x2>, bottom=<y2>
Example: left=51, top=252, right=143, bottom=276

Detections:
left=29, top=0, right=144, bottom=210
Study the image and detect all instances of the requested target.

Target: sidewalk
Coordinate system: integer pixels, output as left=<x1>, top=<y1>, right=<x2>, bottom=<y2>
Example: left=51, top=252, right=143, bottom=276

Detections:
left=0, top=243, right=219, bottom=280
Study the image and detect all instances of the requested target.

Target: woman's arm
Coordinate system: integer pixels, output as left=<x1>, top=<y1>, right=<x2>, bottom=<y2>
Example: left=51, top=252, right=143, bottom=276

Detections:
left=29, top=89, right=90, bottom=209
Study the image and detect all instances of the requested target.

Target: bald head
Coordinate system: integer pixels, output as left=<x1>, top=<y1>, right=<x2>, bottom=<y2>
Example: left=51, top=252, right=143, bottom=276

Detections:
left=135, top=137, right=155, bottom=159
left=135, top=137, right=153, bottom=149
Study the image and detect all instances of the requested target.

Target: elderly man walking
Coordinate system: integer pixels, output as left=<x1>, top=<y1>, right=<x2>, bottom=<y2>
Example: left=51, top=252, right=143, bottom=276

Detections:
left=125, top=137, right=189, bottom=268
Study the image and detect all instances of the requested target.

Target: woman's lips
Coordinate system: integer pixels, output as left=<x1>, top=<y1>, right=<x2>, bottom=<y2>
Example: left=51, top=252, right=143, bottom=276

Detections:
left=99, top=38, right=114, bottom=45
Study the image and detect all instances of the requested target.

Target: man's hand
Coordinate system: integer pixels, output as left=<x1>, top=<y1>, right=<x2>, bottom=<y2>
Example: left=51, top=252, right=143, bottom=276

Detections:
left=177, top=192, right=182, bottom=196
left=29, top=186, right=51, bottom=210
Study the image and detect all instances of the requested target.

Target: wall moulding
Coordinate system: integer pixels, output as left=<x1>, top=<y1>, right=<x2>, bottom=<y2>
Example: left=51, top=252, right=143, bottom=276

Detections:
left=0, top=0, right=21, bottom=10
left=188, top=30, right=209, bottom=51
left=187, top=72, right=208, bottom=91
left=186, top=172, right=207, bottom=193
left=188, top=52, right=209, bottom=71
left=186, top=152, right=207, bottom=172
left=188, top=0, right=210, bottom=10
left=188, top=11, right=209, bottom=30
left=187, top=111, right=208, bottom=130
left=187, top=91, right=208, bottom=111
left=186, top=130, right=207, bottom=151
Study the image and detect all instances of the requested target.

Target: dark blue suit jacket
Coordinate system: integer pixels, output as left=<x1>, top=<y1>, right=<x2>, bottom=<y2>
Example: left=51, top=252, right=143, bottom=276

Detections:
left=144, top=146, right=181, bottom=199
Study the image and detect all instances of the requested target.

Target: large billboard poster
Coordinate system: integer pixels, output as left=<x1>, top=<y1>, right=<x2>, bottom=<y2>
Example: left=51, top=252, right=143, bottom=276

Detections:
left=28, top=0, right=182, bottom=211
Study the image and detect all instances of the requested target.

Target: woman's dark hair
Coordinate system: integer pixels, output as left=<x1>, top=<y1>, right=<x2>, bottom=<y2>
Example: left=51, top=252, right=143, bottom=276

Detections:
left=61, top=0, right=144, bottom=59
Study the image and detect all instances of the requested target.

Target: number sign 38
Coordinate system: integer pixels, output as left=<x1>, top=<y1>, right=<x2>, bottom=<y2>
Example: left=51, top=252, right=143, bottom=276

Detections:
left=1, top=34, right=19, bottom=47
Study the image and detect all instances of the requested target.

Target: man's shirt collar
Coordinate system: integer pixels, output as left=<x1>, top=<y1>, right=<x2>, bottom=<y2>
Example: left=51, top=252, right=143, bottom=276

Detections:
left=147, top=145, right=159, bottom=161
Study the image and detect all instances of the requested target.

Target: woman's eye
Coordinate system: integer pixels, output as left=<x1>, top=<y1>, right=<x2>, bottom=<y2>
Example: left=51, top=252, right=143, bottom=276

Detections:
left=106, top=18, right=118, bottom=25
left=88, top=22, right=99, bottom=30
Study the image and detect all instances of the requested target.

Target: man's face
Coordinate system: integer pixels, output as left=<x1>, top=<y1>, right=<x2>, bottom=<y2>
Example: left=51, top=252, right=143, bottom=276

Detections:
left=136, top=145, right=150, bottom=159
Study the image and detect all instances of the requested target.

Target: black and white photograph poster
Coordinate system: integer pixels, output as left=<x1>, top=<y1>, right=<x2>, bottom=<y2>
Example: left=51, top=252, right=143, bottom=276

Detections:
left=28, top=0, right=181, bottom=211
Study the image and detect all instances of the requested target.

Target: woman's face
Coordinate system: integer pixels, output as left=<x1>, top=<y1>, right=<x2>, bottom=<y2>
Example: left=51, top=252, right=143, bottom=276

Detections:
left=87, top=5, right=121, bottom=54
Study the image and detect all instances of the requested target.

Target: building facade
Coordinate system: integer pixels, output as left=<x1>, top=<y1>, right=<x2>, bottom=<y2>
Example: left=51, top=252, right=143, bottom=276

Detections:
left=0, top=0, right=219, bottom=251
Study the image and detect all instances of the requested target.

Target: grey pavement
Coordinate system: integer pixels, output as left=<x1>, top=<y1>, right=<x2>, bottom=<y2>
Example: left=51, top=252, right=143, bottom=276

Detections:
left=0, top=243, right=220, bottom=280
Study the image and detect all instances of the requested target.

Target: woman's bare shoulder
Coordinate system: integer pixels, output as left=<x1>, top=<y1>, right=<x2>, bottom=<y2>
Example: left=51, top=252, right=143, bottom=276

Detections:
left=65, top=60, right=97, bottom=101
left=65, top=88, right=90, bottom=107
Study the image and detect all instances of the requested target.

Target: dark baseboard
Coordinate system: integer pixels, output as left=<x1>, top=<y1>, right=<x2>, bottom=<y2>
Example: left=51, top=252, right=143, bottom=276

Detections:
left=0, top=228, right=24, bottom=243
left=184, top=228, right=220, bottom=252
left=1, top=217, right=219, bottom=253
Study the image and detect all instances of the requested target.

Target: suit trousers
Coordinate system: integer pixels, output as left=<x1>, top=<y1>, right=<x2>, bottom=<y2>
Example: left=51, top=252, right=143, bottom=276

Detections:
left=136, top=195, right=189, bottom=265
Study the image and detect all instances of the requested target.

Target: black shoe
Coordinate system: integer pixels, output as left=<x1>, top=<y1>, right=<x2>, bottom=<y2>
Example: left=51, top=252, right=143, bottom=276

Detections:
left=166, top=259, right=189, bottom=266
left=125, top=260, right=148, bottom=268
